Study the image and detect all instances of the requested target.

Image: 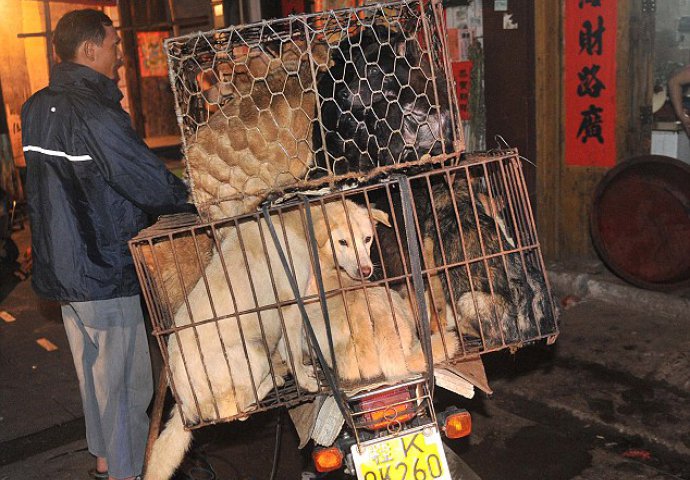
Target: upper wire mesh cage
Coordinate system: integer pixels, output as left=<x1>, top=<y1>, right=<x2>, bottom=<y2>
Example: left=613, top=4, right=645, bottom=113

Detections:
left=165, top=0, right=465, bottom=222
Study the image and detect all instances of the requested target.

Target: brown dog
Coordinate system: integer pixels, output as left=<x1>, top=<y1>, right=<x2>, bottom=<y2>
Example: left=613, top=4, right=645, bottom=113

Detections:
left=185, top=41, right=329, bottom=222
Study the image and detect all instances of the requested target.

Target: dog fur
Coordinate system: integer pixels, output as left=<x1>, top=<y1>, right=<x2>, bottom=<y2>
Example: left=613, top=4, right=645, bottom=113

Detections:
left=139, top=221, right=214, bottom=317
left=185, top=41, right=329, bottom=222
left=312, top=24, right=454, bottom=177
left=298, top=229, right=459, bottom=388
left=410, top=172, right=546, bottom=346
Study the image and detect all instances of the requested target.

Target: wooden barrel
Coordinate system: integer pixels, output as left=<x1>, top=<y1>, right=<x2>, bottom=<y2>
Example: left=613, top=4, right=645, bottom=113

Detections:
left=590, top=155, right=690, bottom=290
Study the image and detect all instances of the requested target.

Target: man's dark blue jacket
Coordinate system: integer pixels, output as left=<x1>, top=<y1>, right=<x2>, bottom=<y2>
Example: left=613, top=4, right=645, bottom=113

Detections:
left=21, top=62, right=190, bottom=302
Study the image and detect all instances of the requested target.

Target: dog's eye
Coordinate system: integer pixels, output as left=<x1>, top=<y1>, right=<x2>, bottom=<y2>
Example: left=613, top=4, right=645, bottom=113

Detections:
left=365, top=236, right=372, bottom=243
left=338, top=239, right=348, bottom=247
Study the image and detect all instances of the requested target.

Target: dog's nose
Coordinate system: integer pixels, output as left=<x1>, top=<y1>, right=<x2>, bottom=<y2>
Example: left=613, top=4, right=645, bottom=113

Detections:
left=360, top=265, right=372, bottom=278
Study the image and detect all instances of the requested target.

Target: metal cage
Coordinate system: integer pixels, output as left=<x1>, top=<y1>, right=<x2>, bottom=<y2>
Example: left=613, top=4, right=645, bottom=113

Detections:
left=130, top=151, right=558, bottom=432
left=164, top=0, right=464, bottom=222
left=138, top=0, right=558, bottom=446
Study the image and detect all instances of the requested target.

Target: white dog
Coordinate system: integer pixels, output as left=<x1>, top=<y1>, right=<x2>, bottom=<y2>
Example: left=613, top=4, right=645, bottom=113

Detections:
left=145, top=199, right=388, bottom=480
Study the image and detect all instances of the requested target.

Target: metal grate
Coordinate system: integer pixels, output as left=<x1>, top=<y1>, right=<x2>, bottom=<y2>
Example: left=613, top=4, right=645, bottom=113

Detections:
left=165, top=0, right=464, bottom=222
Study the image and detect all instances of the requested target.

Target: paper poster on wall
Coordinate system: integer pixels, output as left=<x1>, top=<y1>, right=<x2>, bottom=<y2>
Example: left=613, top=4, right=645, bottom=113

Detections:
left=565, top=0, right=617, bottom=167
left=137, top=31, right=170, bottom=78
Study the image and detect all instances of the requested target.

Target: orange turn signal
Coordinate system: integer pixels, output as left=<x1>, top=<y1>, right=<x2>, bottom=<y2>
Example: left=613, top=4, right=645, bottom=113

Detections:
left=313, top=446, right=344, bottom=473
left=444, top=410, right=472, bottom=439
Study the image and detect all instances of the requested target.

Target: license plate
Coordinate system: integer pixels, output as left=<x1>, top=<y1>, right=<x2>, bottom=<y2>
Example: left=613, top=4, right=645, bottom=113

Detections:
left=351, top=426, right=451, bottom=480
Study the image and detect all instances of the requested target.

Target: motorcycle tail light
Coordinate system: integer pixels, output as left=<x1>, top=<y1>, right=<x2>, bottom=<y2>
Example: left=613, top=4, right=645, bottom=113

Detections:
left=359, top=387, right=416, bottom=431
left=443, top=410, right=472, bottom=439
left=313, top=446, right=343, bottom=473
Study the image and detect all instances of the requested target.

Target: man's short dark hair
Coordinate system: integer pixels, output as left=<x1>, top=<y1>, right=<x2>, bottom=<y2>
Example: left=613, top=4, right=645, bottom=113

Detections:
left=53, top=9, right=114, bottom=62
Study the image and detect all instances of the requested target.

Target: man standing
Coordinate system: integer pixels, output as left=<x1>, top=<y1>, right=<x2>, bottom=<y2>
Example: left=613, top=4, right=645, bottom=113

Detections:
left=21, top=9, right=190, bottom=480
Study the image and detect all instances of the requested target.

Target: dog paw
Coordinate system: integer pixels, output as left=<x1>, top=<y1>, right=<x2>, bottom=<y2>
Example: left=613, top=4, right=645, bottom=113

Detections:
left=405, top=353, right=427, bottom=374
left=273, top=374, right=286, bottom=388
left=296, top=369, right=319, bottom=393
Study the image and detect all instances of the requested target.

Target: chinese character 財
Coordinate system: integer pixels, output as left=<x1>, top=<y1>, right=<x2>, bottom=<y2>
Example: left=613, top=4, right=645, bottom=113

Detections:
left=579, top=15, right=605, bottom=55
left=577, top=64, right=606, bottom=97
left=577, top=104, right=604, bottom=143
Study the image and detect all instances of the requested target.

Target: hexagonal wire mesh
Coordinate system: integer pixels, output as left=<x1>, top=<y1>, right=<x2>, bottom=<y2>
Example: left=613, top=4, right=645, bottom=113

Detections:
left=164, top=0, right=463, bottom=222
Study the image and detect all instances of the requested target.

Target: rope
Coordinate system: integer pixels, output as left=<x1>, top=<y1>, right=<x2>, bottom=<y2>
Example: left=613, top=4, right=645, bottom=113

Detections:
left=268, top=411, right=282, bottom=480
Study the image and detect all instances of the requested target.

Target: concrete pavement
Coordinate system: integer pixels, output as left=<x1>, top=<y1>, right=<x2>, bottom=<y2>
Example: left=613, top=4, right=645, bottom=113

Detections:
left=548, top=258, right=690, bottom=322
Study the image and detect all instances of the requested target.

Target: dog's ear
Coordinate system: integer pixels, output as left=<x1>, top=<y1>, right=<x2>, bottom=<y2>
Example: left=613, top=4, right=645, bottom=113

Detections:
left=370, top=207, right=391, bottom=228
left=314, top=222, right=330, bottom=248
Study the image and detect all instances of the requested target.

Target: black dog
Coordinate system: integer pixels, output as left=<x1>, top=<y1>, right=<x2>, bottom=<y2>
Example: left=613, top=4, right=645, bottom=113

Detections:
left=312, top=24, right=455, bottom=177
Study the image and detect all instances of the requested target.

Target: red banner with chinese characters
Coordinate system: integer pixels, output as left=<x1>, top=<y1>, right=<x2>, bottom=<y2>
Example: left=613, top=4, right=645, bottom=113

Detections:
left=565, top=0, right=617, bottom=167
left=452, top=61, right=472, bottom=121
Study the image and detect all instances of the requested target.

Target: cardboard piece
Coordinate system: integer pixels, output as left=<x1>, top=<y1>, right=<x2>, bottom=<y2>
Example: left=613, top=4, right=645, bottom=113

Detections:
left=442, top=356, right=493, bottom=395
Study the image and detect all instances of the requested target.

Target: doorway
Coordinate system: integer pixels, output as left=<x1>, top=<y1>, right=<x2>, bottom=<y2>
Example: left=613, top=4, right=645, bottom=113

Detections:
left=482, top=2, right=536, bottom=197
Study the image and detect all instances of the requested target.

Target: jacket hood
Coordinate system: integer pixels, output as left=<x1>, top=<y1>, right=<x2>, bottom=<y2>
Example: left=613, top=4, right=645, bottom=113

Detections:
left=49, top=62, right=123, bottom=104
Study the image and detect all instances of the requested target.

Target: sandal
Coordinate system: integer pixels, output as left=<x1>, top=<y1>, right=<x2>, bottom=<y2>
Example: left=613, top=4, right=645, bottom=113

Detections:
left=88, top=468, right=109, bottom=479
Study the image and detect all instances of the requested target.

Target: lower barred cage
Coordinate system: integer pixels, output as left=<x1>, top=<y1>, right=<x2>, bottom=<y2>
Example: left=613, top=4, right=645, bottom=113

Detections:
left=129, top=151, right=559, bottom=429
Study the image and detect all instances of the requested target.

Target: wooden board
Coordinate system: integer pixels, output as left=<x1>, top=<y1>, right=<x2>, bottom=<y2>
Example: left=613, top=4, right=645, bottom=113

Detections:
left=534, top=0, right=654, bottom=261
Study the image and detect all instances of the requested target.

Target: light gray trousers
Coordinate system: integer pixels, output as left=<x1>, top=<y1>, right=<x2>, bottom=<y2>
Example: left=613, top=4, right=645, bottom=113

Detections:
left=61, top=295, right=153, bottom=479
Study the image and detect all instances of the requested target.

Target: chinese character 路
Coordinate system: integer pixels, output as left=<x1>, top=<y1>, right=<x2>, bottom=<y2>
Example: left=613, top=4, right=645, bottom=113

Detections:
left=577, top=64, right=606, bottom=97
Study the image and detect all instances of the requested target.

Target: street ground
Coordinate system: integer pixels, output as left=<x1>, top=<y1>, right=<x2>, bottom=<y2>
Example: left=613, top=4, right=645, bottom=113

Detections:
left=1, top=225, right=689, bottom=479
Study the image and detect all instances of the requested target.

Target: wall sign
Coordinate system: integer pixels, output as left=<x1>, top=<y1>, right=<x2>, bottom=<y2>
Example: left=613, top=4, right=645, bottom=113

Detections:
left=453, top=61, right=472, bottom=120
left=494, top=0, right=508, bottom=12
left=137, top=31, right=169, bottom=78
left=565, top=0, right=617, bottom=167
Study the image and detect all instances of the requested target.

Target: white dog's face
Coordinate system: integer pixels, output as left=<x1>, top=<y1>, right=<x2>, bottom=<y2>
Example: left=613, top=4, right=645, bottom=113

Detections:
left=317, top=201, right=391, bottom=280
